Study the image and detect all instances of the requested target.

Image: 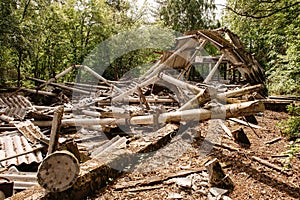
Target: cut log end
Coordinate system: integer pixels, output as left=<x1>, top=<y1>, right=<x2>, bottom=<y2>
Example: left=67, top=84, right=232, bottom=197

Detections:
left=37, top=150, right=80, bottom=193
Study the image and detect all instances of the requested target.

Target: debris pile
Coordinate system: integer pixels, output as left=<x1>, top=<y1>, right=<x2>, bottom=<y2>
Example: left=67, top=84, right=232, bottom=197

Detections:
left=0, top=28, right=273, bottom=199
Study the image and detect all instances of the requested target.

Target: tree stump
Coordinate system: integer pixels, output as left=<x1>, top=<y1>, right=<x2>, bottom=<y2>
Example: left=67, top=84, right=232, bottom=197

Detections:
left=244, top=115, right=258, bottom=125
left=232, top=128, right=251, bottom=148
left=37, top=150, right=79, bottom=192
left=205, top=158, right=234, bottom=190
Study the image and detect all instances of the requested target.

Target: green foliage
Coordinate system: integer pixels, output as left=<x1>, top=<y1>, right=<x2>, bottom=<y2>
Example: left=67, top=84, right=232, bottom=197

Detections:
left=0, top=0, right=161, bottom=86
left=158, top=0, right=218, bottom=33
left=277, top=104, right=300, bottom=140
left=223, top=0, right=300, bottom=96
left=282, top=138, right=300, bottom=169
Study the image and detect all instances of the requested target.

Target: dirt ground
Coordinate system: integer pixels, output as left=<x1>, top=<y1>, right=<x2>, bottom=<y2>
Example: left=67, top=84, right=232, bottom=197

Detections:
left=93, top=110, right=300, bottom=200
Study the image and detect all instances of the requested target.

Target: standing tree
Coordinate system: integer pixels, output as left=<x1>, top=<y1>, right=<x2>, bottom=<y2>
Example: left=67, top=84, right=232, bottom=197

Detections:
left=157, top=0, right=217, bottom=32
left=224, top=0, right=300, bottom=95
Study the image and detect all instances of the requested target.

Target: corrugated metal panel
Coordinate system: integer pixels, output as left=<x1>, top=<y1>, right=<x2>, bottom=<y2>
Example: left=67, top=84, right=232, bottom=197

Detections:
left=0, top=95, right=34, bottom=120
left=0, top=132, right=43, bottom=168
left=15, top=120, right=49, bottom=144
left=1, top=171, right=37, bottom=190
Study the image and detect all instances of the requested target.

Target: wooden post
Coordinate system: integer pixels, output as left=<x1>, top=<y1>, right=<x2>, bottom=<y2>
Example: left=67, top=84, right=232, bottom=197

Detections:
left=47, top=106, right=64, bottom=155
left=137, top=86, right=150, bottom=110
left=178, top=40, right=207, bottom=78
left=204, top=54, right=225, bottom=83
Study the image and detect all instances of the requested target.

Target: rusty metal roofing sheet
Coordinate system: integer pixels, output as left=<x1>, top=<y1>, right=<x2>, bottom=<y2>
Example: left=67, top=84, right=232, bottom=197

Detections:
left=0, top=132, right=43, bottom=167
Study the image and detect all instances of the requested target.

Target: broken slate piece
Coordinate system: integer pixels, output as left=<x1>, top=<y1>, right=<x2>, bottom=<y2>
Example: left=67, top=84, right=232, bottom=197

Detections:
left=222, top=196, right=232, bottom=200
left=167, top=192, right=183, bottom=199
left=210, top=187, right=228, bottom=197
left=168, top=177, right=192, bottom=188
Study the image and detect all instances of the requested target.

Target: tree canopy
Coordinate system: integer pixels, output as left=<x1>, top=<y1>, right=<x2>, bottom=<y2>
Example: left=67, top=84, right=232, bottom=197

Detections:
left=224, top=0, right=300, bottom=95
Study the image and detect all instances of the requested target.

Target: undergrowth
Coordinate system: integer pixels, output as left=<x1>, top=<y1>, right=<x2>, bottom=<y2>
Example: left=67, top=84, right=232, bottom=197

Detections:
left=277, top=104, right=300, bottom=168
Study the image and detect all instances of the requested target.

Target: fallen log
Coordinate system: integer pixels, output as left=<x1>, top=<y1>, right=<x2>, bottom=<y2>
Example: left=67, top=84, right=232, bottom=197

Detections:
left=178, top=84, right=264, bottom=111
left=33, top=101, right=265, bottom=127
left=158, top=73, right=204, bottom=94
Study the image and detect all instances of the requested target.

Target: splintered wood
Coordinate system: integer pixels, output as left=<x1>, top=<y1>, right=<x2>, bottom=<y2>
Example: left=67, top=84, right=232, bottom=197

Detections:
left=1, top=28, right=270, bottom=199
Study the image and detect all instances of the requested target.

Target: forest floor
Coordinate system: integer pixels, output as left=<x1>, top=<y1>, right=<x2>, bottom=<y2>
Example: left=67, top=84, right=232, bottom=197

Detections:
left=93, top=110, right=300, bottom=200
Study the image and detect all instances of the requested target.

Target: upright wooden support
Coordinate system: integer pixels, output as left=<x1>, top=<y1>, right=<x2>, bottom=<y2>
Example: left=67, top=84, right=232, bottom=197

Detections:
left=47, top=106, right=64, bottom=155
left=203, top=54, right=225, bottom=83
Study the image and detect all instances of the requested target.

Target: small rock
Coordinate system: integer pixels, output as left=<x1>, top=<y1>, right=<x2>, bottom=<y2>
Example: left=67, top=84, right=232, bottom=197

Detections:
left=167, top=192, right=183, bottom=199
left=197, top=188, right=208, bottom=195
left=199, top=181, right=209, bottom=187
left=170, top=177, right=192, bottom=188
left=210, top=187, right=228, bottom=197
left=222, top=196, right=232, bottom=200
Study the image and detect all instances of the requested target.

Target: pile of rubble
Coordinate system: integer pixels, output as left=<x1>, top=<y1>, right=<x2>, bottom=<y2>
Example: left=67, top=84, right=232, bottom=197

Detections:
left=0, top=28, right=285, bottom=199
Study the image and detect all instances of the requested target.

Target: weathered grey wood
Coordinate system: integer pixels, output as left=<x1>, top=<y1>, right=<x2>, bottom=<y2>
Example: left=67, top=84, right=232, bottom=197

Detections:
left=229, top=118, right=262, bottom=129
left=159, top=73, right=204, bottom=94
left=178, top=88, right=211, bottom=111
left=251, top=156, right=285, bottom=173
left=81, top=65, right=122, bottom=93
left=0, top=114, right=14, bottom=123
left=220, top=121, right=233, bottom=137
left=28, top=77, right=92, bottom=95
left=82, top=110, right=101, bottom=118
left=34, top=100, right=265, bottom=127
left=264, top=137, right=282, bottom=145
left=65, top=82, right=110, bottom=90
left=112, top=76, right=159, bottom=102
left=179, top=39, right=207, bottom=78
left=178, top=84, right=264, bottom=111
left=47, top=106, right=64, bottom=155
left=203, top=54, right=225, bottom=83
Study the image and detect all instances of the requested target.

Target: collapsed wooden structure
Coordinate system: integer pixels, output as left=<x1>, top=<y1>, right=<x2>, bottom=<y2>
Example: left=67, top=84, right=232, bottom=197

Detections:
left=0, top=28, right=282, bottom=199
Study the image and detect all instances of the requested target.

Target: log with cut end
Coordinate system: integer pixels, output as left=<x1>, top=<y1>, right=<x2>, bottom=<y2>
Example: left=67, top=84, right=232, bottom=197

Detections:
left=34, top=100, right=265, bottom=127
left=37, top=150, right=80, bottom=193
